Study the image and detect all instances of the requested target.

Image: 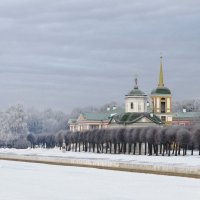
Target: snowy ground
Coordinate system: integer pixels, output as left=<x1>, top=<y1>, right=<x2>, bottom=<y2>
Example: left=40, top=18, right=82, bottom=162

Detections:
left=0, top=147, right=200, bottom=168
left=0, top=159, right=200, bottom=200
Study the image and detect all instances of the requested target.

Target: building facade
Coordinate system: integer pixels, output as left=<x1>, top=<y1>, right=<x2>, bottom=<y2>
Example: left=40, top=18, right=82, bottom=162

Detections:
left=172, top=111, right=200, bottom=126
left=68, top=107, right=124, bottom=132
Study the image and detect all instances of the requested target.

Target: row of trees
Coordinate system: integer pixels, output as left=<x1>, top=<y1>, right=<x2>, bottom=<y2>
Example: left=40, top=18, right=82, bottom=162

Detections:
left=1, top=99, right=200, bottom=150
left=27, top=125, right=200, bottom=156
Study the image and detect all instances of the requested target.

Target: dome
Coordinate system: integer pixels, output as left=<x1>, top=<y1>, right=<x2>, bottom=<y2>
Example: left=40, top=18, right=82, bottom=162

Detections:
left=126, top=88, right=147, bottom=96
left=151, top=87, right=171, bottom=95
left=126, top=77, right=147, bottom=97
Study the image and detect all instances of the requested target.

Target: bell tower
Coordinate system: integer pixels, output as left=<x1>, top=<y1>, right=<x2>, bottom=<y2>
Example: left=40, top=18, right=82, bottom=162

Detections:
left=150, top=56, right=172, bottom=125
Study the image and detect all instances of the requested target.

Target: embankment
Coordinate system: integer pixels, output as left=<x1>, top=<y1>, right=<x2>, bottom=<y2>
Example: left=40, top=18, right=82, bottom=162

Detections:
left=0, top=153, right=199, bottom=179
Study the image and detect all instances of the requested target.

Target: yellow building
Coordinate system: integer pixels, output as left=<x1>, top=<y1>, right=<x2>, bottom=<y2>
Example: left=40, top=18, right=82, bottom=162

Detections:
left=150, top=56, right=172, bottom=125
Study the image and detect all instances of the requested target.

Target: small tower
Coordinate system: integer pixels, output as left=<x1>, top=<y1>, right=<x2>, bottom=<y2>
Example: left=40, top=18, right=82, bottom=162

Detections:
left=125, top=77, right=148, bottom=113
left=150, top=56, right=172, bottom=125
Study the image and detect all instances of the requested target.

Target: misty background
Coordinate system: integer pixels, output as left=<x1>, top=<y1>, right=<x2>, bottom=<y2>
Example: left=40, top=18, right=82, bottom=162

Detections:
left=0, top=0, right=200, bottom=113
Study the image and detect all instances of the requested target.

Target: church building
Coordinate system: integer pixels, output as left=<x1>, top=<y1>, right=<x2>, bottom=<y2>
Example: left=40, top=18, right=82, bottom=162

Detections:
left=68, top=56, right=172, bottom=132
left=108, top=77, right=163, bottom=128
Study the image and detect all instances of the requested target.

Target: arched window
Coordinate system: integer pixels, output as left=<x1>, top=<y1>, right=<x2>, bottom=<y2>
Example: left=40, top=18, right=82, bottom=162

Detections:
left=161, top=98, right=166, bottom=113
left=131, top=102, right=134, bottom=109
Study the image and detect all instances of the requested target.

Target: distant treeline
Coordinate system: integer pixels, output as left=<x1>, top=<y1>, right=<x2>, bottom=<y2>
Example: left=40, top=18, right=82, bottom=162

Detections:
left=27, top=126, right=200, bottom=156
left=0, top=104, right=68, bottom=148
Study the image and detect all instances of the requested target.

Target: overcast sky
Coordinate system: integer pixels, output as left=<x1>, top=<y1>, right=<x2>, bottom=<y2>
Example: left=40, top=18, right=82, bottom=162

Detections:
left=0, top=0, right=199, bottom=113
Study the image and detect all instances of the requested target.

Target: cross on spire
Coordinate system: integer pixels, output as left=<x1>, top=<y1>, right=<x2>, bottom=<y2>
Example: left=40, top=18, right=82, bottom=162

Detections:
left=134, top=75, right=138, bottom=89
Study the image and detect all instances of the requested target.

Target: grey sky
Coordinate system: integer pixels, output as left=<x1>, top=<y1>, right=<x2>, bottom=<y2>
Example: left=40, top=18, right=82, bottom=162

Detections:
left=0, top=0, right=199, bottom=113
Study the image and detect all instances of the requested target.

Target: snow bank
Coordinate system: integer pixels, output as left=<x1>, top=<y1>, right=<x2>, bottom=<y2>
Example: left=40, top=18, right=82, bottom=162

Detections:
left=0, top=148, right=200, bottom=178
left=0, top=160, right=200, bottom=200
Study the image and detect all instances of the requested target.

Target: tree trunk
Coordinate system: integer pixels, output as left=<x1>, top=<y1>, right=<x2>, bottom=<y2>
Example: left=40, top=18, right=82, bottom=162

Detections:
left=168, top=143, right=171, bottom=156
left=172, top=142, right=175, bottom=154
left=162, top=144, right=165, bottom=156
left=165, top=144, right=168, bottom=154
left=128, top=144, right=132, bottom=154
left=105, top=143, right=108, bottom=154
left=191, top=144, right=194, bottom=155
left=119, top=143, right=122, bottom=153
left=185, top=145, right=187, bottom=156
left=139, top=143, right=141, bottom=155
left=114, top=143, right=117, bottom=154
left=133, top=143, right=136, bottom=155
left=159, top=144, right=162, bottom=155
left=93, top=143, right=95, bottom=152
left=178, top=145, right=181, bottom=155
left=88, top=143, right=91, bottom=152
left=101, top=143, right=103, bottom=152
left=123, top=143, right=127, bottom=154
left=155, top=145, right=158, bottom=156
left=175, top=143, right=178, bottom=156
left=97, top=144, right=100, bottom=153
left=75, top=143, right=77, bottom=152
left=82, top=142, right=84, bottom=151
left=199, top=145, right=200, bottom=156
left=110, top=142, right=112, bottom=154
left=85, top=143, right=88, bottom=152
left=148, top=144, right=152, bottom=156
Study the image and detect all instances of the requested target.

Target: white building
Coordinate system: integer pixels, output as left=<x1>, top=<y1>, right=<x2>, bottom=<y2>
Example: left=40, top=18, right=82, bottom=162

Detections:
left=125, top=77, right=148, bottom=113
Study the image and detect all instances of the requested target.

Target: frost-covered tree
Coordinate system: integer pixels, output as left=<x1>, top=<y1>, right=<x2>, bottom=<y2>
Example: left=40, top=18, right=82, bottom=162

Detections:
left=173, top=99, right=200, bottom=112
left=0, top=105, right=28, bottom=147
left=26, top=109, right=43, bottom=134
left=26, top=108, right=68, bottom=134
left=5, top=104, right=28, bottom=135
left=0, top=105, right=68, bottom=148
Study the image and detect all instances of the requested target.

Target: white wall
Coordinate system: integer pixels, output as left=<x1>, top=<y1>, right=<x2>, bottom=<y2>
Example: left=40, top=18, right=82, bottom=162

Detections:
left=125, top=96, right=147, bottom=113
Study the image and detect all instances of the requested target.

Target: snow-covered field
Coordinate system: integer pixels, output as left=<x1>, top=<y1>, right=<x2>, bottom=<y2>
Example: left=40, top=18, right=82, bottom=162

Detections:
left=0, top=147, right=200, bottom=168
left=0, top=159, right=200, bottom=200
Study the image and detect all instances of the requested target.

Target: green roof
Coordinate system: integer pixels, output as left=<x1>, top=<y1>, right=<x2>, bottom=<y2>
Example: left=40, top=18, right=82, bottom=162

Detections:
left=126, top=88, right=147, bottom=96
left=80, top=108, right=125, bottom=121
left=111, top=112, right=163, bottom=125
left=173, top=112, right=200, bottom=120
left=68, top=119, right=77, bottom=124
left=151, top=86, right=171, bottom=95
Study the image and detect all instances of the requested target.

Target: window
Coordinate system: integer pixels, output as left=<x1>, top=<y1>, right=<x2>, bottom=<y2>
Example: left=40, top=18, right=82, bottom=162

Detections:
left=161, top=98, right=166, bottom=113
left=161, top=116, right=166, bottom=122
left=161, top=102, right=166, bottom=113
left=131, top=102, right=134, bottom=109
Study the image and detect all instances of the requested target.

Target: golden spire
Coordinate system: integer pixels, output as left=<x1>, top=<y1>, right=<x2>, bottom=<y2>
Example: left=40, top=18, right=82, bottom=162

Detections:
left=158, top=56, right=164, bottom=87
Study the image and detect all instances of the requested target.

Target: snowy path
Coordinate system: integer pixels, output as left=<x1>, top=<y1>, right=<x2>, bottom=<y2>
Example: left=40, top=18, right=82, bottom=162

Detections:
left=0, top=160, right=200, bottom=200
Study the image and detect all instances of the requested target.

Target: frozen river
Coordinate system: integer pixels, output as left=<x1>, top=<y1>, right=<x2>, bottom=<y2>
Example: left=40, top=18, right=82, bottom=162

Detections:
left=0, top=160, right=200, bottom=200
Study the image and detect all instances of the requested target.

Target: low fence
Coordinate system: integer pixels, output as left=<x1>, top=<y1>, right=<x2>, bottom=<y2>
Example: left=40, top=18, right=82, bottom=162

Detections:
left=0, top=153, right=199, bottom=179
